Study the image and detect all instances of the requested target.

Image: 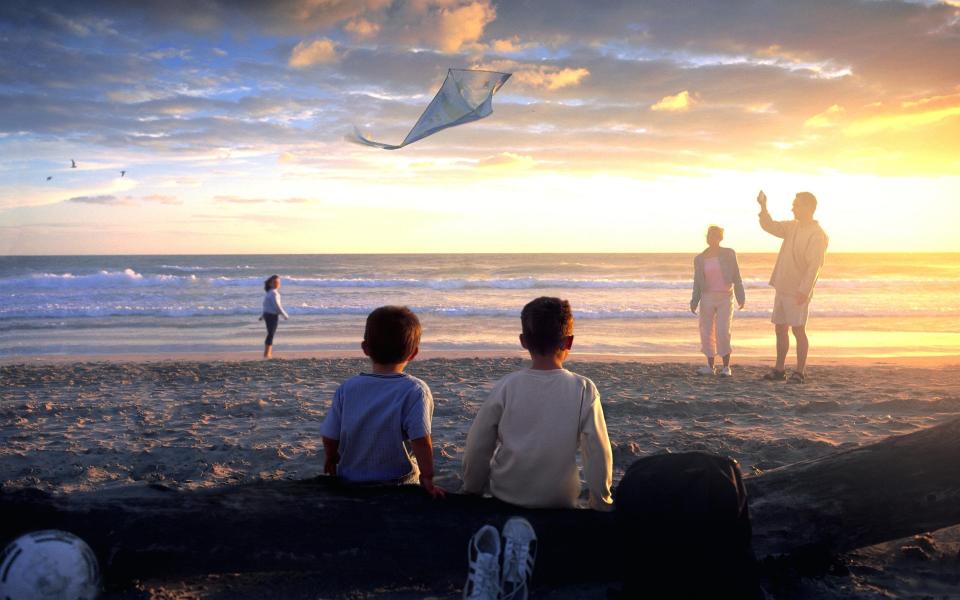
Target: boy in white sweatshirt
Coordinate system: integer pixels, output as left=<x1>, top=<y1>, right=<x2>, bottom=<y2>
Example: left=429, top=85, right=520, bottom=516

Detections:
left=462, top=297, right=614, bottom=511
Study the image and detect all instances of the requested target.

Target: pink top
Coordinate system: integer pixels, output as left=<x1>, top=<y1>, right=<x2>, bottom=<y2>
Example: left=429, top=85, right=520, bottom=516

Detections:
left=704, top=256, right=732, bottom=293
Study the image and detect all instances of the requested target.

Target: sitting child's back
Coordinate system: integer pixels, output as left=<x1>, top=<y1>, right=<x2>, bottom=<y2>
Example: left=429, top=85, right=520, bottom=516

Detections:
left=464, top=366, right=610, bottom=509
left=322, top=371, right=431, bottom=483
left=462, top=296, right=613, bottom=510
left=320, top=306, right=442, bottom=497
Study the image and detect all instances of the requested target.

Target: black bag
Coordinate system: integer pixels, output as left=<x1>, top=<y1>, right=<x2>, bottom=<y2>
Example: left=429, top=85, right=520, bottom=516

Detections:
left=612, top=452, right=764, bottom=599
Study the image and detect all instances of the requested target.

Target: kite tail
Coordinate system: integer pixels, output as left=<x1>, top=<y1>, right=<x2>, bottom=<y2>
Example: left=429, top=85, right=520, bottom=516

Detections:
left=345, top=126, right=403, bottom=150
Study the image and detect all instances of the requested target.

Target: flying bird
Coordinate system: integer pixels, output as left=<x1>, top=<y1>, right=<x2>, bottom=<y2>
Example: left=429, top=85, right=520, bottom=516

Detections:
left=350, top=68, right=511, bottom=150
left=71, top=159, right=76, bottom=168
left=46, top=176, right=53, bottom=181
left=121, top=170, right=126, bottom=177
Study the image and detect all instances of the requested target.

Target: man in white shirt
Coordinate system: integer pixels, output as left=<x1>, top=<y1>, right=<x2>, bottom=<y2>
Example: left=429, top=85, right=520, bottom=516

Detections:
left=757, top=191, right=829, bottom=383
left=461, top=297, right=614, bottom=510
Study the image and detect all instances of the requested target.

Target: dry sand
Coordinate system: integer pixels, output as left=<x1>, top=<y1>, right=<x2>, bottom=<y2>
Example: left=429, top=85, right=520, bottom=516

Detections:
left=2, top=356, right=960, bottom=598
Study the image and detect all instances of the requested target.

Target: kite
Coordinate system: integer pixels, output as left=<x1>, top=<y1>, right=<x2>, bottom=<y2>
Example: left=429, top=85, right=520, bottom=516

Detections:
left=350, top=68, right=511, bottom=150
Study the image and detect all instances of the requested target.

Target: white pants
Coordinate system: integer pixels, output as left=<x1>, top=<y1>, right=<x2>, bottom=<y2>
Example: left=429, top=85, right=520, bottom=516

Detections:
left=699, top=291, right=734, bottom=358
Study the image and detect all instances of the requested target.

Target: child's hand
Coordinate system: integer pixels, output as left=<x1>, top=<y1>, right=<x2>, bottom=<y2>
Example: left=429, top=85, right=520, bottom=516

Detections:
left=689, top=300, right=697, bottom=314
left=324, top=458, right=338, bottom=476
left=258, top=315, right=263, bottom=321
left=420, top=475, right=446, bottom=499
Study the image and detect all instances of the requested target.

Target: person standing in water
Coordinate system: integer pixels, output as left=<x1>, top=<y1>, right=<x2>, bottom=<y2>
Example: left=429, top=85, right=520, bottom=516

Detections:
left=690, top=225, right=746, bottom=376
left=757, top=191, right=828, bottom=384
left=259, top=275, right=289, bottom=359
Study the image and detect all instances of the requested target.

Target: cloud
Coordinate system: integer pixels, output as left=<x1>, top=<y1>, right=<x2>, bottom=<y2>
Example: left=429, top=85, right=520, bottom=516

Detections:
left=214, top=195, right=312, bottom=204
left=66, top=194, right=123, bottom=205
left=515, top=67, right=590, bottom=91
left=477, top=152, right=535, bottom=170
left=475, top=60, right=589, bottom=90
left=432, top=1, right=496, bottom=52
left=651, top=90, right=695, bottom=112
left=343, top=17, right=380, bottom=39
left=804, top=104, right=844, bottom=128
left=140, top=194, right=180, bottom=204
left=65, top=194, right=180, bottom=206
left=289, top=38, right=339, bottom=68
left=845, top=104, right=960, bottom=137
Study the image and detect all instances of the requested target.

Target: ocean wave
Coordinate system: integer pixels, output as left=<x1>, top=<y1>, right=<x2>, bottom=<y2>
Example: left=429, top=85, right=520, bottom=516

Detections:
left=3, top=304, right=960, bottom=320
left=160, top=264, right=255, bottom=272
left=4, top=271, right=958, bottom=291
left=7, top=269, right=194, bottom=288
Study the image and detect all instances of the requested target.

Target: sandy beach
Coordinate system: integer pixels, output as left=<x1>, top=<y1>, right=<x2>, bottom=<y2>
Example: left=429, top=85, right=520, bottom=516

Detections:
left=2, top=356, right=960, bottom=598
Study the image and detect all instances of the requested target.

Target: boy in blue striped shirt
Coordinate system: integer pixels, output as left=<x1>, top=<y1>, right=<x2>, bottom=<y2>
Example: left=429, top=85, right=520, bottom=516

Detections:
left=321, top=306, right=444, bottom=498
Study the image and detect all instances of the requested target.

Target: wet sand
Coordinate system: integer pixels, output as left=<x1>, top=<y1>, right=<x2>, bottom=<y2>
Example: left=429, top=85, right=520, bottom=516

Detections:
left=2, top=356, right=960, bottom=598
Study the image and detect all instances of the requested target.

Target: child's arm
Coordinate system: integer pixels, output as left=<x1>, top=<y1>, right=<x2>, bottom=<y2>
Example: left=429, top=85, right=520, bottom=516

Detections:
left=322, top=436, right=340, bottom=476
left=580, top=385, right=614, bottom=511
left=320, top=387, right=344, bottom=476
left=462, top=392, right=503, bottom=495
left=410, top=435, right=445, bottom=499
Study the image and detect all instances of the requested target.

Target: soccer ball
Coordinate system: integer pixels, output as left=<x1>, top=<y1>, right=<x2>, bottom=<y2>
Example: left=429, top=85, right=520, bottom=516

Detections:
left=0, top=530, right=100, bottom=599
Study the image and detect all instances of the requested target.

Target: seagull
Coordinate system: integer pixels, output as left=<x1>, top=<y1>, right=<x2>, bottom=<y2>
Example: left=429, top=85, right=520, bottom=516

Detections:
left=71, top=159, right=76, bottom=168
left=46, top=176, right=53, bottom=181
left=120, top=170, right=126, bottom=177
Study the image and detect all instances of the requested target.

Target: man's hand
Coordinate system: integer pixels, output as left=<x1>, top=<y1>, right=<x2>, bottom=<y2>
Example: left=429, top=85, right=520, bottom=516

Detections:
left=738, top=301, right=746, bottom=310
left=282, top=315, right=289, bottom=321
left=420, top=475, right=446, bottom=499
left=795, top=292, right=809, bottom=305
left=258, top=315, right=263, bottom=321
left=324, top=458, right=338, bottom=476
left=757, top=190, right=767, bottom=209
left=690, top=301, right=697, bottom=315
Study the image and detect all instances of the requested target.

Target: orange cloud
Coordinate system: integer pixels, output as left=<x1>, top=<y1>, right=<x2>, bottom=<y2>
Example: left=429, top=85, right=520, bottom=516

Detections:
left=651, top=90, right=694, bottom=112
left=434, top=1, right=496, bottom=52
left=289, top=38, right=339, bottom=68
left=475, top=60, right=589, bottom=90
left=344, top=17, right=381, bottom=39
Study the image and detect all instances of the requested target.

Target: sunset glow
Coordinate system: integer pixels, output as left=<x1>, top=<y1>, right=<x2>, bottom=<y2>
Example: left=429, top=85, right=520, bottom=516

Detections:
left=1, top=1, right=959, bottom=254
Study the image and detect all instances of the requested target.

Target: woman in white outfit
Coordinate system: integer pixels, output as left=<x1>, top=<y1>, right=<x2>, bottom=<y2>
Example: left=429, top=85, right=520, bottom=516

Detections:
left=690, top=226, right=746, bottom=376
left=259, top=275, right=289, bottom=359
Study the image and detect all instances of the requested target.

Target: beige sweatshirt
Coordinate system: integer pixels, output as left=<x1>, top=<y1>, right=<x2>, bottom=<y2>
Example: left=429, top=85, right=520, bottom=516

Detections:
left=759, top=211, right=829, bottom=298
left=462, top=368, right=614, bottom=511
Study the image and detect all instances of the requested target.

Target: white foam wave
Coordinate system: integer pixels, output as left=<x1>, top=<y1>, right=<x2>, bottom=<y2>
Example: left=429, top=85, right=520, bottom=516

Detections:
left=5, top=272, right=958, bottom=291
left=9, top=269, right=194, bottom=288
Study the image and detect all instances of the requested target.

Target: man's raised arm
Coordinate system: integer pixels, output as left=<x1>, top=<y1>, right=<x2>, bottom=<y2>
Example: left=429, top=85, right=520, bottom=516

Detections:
left=757, top=190, right=787, bottom=238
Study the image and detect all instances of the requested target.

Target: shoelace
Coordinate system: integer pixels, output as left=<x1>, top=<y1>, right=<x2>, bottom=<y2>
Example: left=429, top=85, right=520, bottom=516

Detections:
left=465, top=552, right=501, bottom=599
left=500, top=539, right=534, bottom=599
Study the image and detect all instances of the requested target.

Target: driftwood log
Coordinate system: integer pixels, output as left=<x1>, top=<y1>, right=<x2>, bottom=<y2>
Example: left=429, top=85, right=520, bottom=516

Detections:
left=1, top=418, right=959, bottom=589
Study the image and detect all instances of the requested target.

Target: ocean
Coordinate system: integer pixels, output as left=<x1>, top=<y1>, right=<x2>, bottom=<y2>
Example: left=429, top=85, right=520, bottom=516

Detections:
left=1, top=253, right=958, bottom=358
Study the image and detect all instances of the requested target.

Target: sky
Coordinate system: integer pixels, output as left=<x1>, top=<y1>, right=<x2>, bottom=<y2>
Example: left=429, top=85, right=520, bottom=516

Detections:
left=1, top=0, right=959, bottom=255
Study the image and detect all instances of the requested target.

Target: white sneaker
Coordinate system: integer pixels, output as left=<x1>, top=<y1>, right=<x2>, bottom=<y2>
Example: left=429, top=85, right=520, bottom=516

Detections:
left=464, top=525, right=501, bottom=600
left=697, top=365, right=716, bottom=375
left=720, top=366, right=733, bottom=377
left=500, top=517, right=537, bottom=600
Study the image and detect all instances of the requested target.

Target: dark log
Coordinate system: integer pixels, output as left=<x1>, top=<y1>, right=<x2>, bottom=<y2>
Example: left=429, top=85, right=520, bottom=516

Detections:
left=747, top=416, right=960, bottom=558
left=1, top=417, right=959, bottom=590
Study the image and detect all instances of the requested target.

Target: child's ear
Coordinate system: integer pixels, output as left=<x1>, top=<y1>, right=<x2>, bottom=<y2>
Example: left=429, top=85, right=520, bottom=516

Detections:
left=562, top=335, right=574, bottom=351
left=361, top=340, right=371, bottom=357
left=519, top=334, right=528, bottom=350
left=408, top=346, right=419, bottom=362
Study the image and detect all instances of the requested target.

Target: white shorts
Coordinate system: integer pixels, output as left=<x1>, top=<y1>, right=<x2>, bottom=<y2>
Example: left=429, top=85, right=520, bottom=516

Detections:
left=772, top=291, right=810, bottom=327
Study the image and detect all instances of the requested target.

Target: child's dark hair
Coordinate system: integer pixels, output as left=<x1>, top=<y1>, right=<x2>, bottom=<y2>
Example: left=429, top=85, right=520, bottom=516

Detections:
left=264, top=275, right=279, bottom=292
left=521, top=297, right=574, bottom=356
left=364, top=306, right=422, bottom=364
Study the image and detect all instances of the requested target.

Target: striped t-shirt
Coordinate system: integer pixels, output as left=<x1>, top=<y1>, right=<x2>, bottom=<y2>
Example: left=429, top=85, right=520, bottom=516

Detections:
left=320, top=372, right=433, bottom=483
